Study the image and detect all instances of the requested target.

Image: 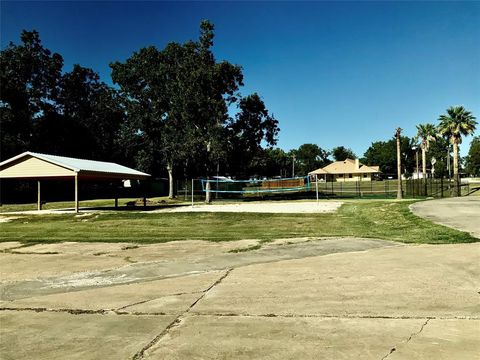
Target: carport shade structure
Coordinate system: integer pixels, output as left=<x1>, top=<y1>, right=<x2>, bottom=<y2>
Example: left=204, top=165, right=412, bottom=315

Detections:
left=0, top=152, right=151, bottom=212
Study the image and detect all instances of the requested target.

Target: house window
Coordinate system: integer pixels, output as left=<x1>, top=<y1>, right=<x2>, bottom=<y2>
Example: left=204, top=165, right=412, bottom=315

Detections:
left=349, top=174, right=353, bottom=178
left=338, top=174, right=343, bottom=178
left=363, top=174, right=368, bottom=178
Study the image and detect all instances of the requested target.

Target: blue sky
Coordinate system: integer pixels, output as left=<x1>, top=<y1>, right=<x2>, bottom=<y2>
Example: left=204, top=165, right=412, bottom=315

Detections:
left=2, top=1, right=479, bottom=157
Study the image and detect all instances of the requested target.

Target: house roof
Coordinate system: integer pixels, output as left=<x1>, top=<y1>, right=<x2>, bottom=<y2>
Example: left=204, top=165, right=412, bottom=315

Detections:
left=0, top=152, right=151, bottom=180
left=308, top=158, right=381, bottom=175
left=309, top=168, right=329, bottom=175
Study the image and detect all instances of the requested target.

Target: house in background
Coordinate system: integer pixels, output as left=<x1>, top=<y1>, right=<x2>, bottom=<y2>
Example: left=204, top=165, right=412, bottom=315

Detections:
left=309, top=158, right=381, bottom=182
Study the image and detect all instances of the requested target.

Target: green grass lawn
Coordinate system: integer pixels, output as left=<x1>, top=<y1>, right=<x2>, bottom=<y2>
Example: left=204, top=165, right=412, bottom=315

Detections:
left=0, top=199, right=476, bottom=244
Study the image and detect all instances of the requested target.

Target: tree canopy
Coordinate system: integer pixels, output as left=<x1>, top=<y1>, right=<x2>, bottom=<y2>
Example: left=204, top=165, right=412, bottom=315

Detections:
left=331, top=146, right=356, bottom=161
left=0, top=30, right=125, bottom=163
left=465, top=136, right=480, bottom=176
left=362, top=136, right=415, bottom=176
left=291, top=144, right=330, bottom=176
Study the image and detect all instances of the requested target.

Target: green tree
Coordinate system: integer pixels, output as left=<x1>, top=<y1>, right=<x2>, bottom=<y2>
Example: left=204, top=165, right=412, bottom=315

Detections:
left=0, top=30, right=63, bottom=160
left=291, top=144, right=330, bottom=176
left=331, top=146, right=356, bottom=161
left=438, top=106, right=477, bottom=196
left=362, top=136, right=415, bottom=176
left=465, top=136, right=480, bottom=177
left=226, top=93, right=279, bottom=177
left=35, top=64, right=124, bottom=161
left=263, top=148, right=290, bottom=177
left=415, top=123, right=437, bottom=195
left=111, top=21, right=243, bottom=198
left=426, top=136, right=450, bottom=178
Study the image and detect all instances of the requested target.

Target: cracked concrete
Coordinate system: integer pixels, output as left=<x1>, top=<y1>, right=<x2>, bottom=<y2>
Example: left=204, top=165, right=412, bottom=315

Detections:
left=132, top=269, right=233, bottom=360
left=0, top=237, right=479, bottom=359
left=381, top=319, right=430, bottom=360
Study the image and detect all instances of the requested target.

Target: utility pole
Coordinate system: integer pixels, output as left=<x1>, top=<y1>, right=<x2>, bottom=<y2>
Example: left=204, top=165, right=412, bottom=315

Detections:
left=292, top=154, right=296, bottom=178
left=396, top=128, right=403, bottom=199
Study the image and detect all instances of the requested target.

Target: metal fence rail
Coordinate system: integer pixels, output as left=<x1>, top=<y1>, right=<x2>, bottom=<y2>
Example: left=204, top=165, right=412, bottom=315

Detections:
left=175, top=178, right=479, bottom=201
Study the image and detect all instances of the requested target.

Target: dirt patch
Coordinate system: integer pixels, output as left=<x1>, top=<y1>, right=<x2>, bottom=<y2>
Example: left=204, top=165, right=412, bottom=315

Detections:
left=0, top=216, right=22, bottom=223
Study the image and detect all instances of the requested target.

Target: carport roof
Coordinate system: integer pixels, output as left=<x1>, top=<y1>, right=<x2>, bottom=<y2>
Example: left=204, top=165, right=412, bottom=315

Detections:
left=0, top=151, right=151, bottom=179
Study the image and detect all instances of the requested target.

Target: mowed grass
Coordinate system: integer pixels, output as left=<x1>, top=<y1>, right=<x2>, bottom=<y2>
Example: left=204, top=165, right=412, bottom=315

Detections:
left=0, top=199, right=476, bottom=244
left=0, top=197, right=183, bottom=213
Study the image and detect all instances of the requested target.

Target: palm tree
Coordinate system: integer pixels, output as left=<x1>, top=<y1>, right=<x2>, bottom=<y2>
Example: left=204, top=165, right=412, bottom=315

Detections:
left=438, top=106, right=477, bottom=196
left=396, top=127, right=403, bottom=199
left=416, top=123, right=437, bottom=195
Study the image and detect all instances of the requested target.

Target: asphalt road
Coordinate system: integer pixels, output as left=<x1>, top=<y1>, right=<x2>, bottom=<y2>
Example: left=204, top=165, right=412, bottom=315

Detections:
left=410, top=196, right=480, bottom=238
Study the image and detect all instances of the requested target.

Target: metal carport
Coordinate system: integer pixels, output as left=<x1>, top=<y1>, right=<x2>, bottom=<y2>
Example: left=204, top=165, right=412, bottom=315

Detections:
left=0, top=152, right=151, bottom=212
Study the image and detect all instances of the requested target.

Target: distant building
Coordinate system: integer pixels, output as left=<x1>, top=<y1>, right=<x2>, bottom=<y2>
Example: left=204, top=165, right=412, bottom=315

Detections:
left=309, top=158, right=381, bottom=182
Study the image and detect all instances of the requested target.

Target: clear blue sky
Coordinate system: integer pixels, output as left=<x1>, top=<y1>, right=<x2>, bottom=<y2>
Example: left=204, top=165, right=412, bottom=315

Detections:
left=2, top=1, right=479, bottom=157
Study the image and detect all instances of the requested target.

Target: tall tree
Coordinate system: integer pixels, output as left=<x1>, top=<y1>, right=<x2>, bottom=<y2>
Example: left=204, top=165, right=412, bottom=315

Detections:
left=362, top=136, right=415, bottom=176
left=0, top=30, right=63, bottom=160
left=331, top=146, right=356, bottom=161
left=34, top=64, right=124, bottom=160
left=291, top=144, right=330, bottom=176
left=415, top=123, right=437, bottom=195
left=226, top=93, right=279, bottom=177
left=396, top=128, right=403, bottom=199
left=111, top=21, right=243, bottom=198
left=426, top=136, right=450, bottom=178
left=465, top=136, right=480, bottom=177
left=438, top=106, right=477, bottom=196
left=263, top=148, right=290, bottom=177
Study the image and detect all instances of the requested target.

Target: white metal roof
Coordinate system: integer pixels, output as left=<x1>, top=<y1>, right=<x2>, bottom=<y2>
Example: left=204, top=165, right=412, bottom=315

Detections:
left=0, top=151, right=150, bottom=178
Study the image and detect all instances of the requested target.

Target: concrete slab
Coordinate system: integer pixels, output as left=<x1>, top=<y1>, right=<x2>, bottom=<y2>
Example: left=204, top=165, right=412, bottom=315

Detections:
left=410, top=197, right=480, bottom=238
left=193, top=243, right=480, bottom=318
left=1, top=238, right=397, bottom=301
left=0, top=310, right=175, bottom=360
left=390, top=319, right=480, bottom=359
left=1, top=238, right=479, bottom=359
left=0, top=241, right=21, bottom=251
left=144, top=315, right=424, bottom=359
left=0, top=253, right=127, bottom=281
left=4, top=271, right=224, bottom=313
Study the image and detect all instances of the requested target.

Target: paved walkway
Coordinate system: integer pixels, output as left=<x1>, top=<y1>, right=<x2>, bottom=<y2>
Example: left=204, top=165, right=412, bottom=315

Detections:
left=410, top=196, right=480, bottom=238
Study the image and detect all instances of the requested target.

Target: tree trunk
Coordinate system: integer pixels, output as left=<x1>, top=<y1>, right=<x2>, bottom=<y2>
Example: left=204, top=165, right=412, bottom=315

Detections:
left=453, top=141, right=460, bottom=197
left=205, top=178, right=211, bottom=203
left=167, top=162, right=175, bottom=199
left=396, top=128, right=403, bottom=199
left=422, top=146, right=427, bottom=196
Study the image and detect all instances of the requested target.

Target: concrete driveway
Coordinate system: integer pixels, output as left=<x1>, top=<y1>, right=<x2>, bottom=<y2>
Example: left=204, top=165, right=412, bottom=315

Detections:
left=1, top=237, right=479, bottom=359
left=410, top=196, right=480, bottom=238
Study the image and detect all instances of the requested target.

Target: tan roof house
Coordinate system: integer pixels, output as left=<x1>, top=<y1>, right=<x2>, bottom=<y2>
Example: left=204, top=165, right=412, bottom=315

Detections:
left=309, top=158, right=380, bottom=182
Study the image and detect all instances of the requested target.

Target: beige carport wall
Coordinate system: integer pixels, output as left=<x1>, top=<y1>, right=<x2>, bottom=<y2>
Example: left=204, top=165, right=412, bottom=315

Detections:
left=0, top=152, right=151, bottom=212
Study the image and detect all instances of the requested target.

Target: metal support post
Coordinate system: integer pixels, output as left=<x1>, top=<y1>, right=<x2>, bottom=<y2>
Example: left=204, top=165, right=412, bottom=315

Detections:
left=74, top=174, right=79, bottom=213
left=37, top=180, right=41, bottom=211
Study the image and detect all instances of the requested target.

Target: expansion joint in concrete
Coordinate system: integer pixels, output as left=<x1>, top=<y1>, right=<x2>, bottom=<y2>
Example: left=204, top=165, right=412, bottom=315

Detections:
left=0, top=306, right=110, bottom=315
left=187, top=268, right=233, bottom=313
left=116, top=290, right=204, bottom=311
left=131, top=268, right=233, bottom=360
